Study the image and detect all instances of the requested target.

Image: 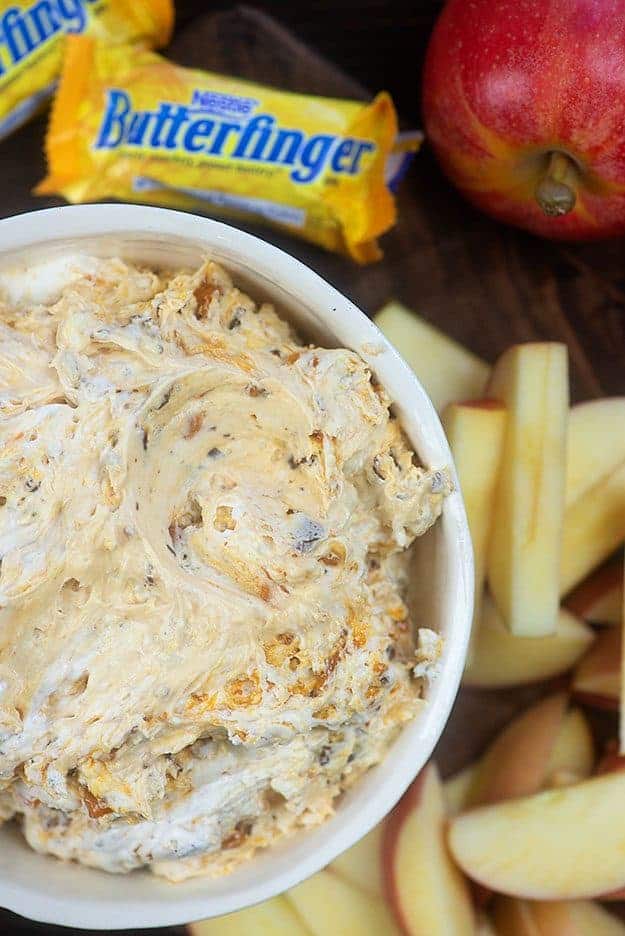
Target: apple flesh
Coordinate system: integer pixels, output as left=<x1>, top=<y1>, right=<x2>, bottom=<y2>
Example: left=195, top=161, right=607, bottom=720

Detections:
left=187, top=895, right=311, bottom=936
left=476, top=914, right=500, bottom=936
left=492, top=896, right=625, bottom=935
left=449, top=769, right=625, bottom=900
left=445, top=702, right=592, bottom=820
left=566, top=399, right=625, bottom=507
left=329, top=824, right=383, bottom=898
left=383, top=763, right=474, bottom=935
left=288, top=868, right=399, bottom=936
left=442, top=399, right=506, bottom=649
left=423, top=0, right=625, bottom=240
left=572, top=626, right=620, bottom=710
left=621, top=557, right=625, bottom=753
left=487, top=343, right=568, bottom=636
left=464, top=595, right=594, bottom=689
left=566, top=561, right=623, bottom=625
left=544, top=707, right=594, bottom=787
left=466, top=692, right=567, bottom=808
left=373, top=301, right=490, bottom=413
left=560, top=461, right=625, bottom=596
left=444, top=763, right=479, bottom=817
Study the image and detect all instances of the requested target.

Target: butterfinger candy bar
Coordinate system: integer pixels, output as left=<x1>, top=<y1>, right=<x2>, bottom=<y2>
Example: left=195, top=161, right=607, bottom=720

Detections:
left=0, top=0, right=172, bottom=139
left=37, top=36, right=421, bottom=262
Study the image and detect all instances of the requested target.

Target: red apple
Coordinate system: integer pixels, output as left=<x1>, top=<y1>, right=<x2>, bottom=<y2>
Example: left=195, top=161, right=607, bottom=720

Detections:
left=383, top=763, right=474, bottom=935
left=596, top=740, right=625, bottom=776
left=572, top=626, right=621, bottom=710
left=422, top=0, right=625, bottom=240
left=566, top=561, right=623, bottom=626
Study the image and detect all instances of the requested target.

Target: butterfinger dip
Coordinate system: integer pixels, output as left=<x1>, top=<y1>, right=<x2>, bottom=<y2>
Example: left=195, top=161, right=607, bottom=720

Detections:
left=0, top=255, right=449, bottom=880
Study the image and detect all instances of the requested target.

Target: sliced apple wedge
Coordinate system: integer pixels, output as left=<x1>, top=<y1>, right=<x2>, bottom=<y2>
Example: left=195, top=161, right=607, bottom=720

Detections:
left=572, top=626, right=620, bottom=709
left=466, top=693, right=567, bottom=808
left=596, top=740, right=625, bottom=776
left=621, top=558, right=625, bottom=754
left=566, top=398, right=625, bottom=507
left=287, top=868, right=399, bottom=936
left=329, top=824, right=383, bottom=898
left=464, top=595, right=594, bottom=689
left=188, top=895, right=311, bottom=936
left=383, top=763, right=474, bottom=935
left=442, top=400, right=506, bottom=642
left=373, top=301, right=490, bottom=412
left=444, top=763, right=479, bottom=816
left=566, top=561, right=623, bottom=625
left=544, top=707, right=594, bottom=786
left=487, top=343, right=568, bottom=636
left=492, top=896, right=625, bottom=935
left=477, top=913, right=500, bottom=936
left=557, top=901, right=625, bottom=934
left=560, top=461, right=625, bottom=596
left=491, top=896, right=538, bottom=935
left=449, top=769, right=625, bottom=900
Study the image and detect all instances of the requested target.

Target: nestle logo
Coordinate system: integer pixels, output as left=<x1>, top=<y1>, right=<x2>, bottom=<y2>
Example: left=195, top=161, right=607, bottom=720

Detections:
left=190, top=90, right=258, bottom=118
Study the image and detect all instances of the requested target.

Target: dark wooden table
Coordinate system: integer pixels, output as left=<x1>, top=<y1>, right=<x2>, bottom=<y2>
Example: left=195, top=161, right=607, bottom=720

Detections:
left=2, top=2, right=624, bottom=932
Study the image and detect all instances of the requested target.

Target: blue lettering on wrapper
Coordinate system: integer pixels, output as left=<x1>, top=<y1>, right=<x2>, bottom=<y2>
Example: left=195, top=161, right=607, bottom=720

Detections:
left=206, top=121, right=241, bottom=156
left=184, top=118, right=214, bottom=153
left=56, top=0, right=90, bottom=34
left=2, top=8, right=36, bottom=64
left=231, top=114, right=275, bottom=161
left=331, top=139, right=354, bottom=172
left=0, top=0, right=97, bottom=75
left=30, top=2, right=61, bottom=44
left=96, top=89, right=131, bottom=149
left=350, top=141, right=376, bottom=173
left=93, top=88, right=379, bottom=186
left=267, top=128, right=304, bottom=166
left=291, top=135, right=335, bottom=183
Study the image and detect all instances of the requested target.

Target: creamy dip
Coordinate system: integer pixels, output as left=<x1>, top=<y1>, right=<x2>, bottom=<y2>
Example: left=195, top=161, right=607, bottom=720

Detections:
left=0, top=255, right=449, bottom=880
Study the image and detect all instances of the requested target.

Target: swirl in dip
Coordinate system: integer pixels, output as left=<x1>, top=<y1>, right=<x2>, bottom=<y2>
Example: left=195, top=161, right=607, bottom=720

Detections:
left=0, top=256, right=449, bottom=880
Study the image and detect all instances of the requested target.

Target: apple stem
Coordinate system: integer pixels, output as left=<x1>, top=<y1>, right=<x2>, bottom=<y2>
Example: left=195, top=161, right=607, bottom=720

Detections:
left=535, top=151, right=578, bottom=217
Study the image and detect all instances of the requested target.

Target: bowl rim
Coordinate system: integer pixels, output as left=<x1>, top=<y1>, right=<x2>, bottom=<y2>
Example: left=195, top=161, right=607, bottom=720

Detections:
left=0, top=205, right=473, bottom=929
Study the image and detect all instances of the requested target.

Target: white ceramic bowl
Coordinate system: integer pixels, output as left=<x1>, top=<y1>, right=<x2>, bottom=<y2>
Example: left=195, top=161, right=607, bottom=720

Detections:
left=0, top=205, right=473, bottom=930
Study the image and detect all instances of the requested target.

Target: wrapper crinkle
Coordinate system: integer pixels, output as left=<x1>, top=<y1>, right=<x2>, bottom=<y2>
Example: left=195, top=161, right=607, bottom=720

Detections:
left=0, top=0, right=172, bottom=139
left=37, top=37, right=420, bottom=262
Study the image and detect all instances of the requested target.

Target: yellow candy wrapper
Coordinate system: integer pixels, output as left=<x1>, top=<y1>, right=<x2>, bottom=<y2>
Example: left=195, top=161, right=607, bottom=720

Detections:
left=37, top=36, right=421, bottom=262
left=0, top=0, right=172, bottom=139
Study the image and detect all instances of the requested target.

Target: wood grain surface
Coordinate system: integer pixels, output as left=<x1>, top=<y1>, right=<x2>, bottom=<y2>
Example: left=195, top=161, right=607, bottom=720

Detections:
left=1, top=3, right=623, bottom=933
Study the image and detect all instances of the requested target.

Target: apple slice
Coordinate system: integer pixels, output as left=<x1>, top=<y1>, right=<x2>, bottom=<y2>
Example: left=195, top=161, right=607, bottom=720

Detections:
left=492, top=896, right=625, bottom=935
left=543, top=901, right=625, bottom=934
left=329, top=824, right=383, bottom=898
left=560, top=461, right=625, bottom=596
left=596, top=739, right=625, bottom=776
left=477, top=913, right=500, bottom=936
left=444, top=763, right=479, bottom=816
left=188, top=895, right=311, bottom=936
left=373, top=301, right=490, bottom=412
left=572, top=626, right=620, bottom=709
left=621, top=557, right=625, bottom=754
left=491, top=896, right=538, bottom=935
left=446, top=705, right=593, bottom=821
left=449, top=768, right=625, bottom=900
left=464, top=595, right=594, bottom=689
left=383, top=763, right=474, bottom=935
left=566, top=561, right=623, bottom=625
left=466, top=693, right=567, bottom=808
left=487, top=343, right=568, bottom=636
left=566, top=398, right=625, bottom=507
left=544, top=707, right=594, bottom=786
left=287, top=868, right=399, bottom=936
left=442, top=400, right=506, bottom=644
